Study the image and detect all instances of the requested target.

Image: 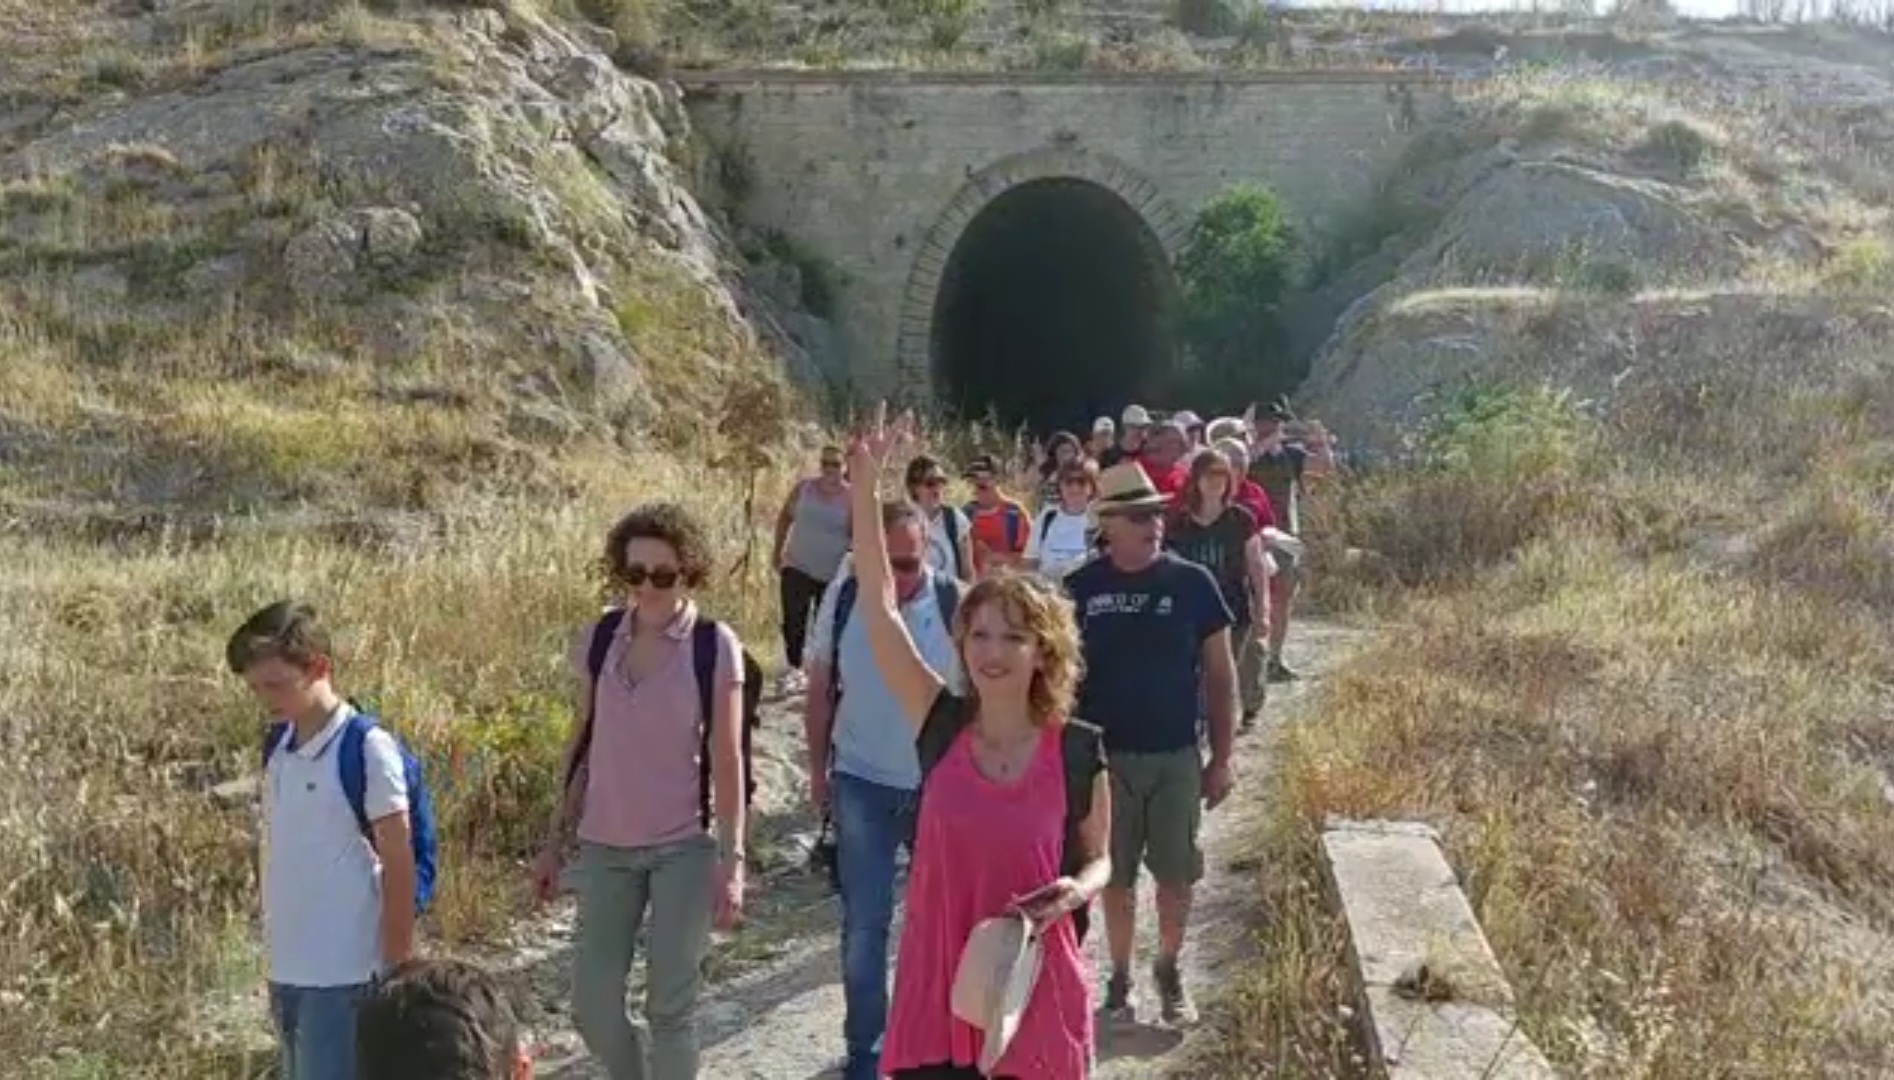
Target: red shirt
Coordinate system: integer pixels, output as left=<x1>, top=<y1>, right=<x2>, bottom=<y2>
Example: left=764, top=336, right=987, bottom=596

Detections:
left=1236, top=479, right=1276, bottom=534
left=1148, top=462, right=1188, bottom=499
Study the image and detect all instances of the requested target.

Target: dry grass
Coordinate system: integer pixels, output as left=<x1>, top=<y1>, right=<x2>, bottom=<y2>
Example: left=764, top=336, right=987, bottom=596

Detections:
left=1213, top=350, right=1894, bottom=1076
left=0, top=137, right=816, bottom=1076
left=1, top=365, right=811, bottom=1080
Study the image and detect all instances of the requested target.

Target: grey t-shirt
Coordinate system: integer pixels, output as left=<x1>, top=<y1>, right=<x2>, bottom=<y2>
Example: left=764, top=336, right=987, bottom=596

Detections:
left=784, top=480, right=851, bottom=581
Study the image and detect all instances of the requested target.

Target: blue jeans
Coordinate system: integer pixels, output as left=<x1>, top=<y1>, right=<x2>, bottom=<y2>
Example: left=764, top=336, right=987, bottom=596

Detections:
left=269, top=981, right=369, bottom=1080
left=833, top=771, right=919, bottom=1080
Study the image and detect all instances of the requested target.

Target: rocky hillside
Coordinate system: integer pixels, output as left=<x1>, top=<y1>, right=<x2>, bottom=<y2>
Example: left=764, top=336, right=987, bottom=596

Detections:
left=0, top=0, right=823, bottom=536
left=1298, top=22, right=1894, bottom=453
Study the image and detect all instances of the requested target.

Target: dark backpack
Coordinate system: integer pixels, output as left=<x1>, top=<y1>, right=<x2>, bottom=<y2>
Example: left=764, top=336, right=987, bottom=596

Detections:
left=915, top=700, right=1107, bottom=944
left=262, top=709, right=440, bottom=915
left=940, top=510, right=968, bottom=581
left=569, top=610, right=763, bottom=830
left=828, top=573, right=961, bottom=704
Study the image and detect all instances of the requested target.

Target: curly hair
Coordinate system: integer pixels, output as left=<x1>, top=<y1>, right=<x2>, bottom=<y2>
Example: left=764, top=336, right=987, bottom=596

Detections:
left=600, top=502, right=714, bottom=592
left=951, top=570, right=1085, bottom=725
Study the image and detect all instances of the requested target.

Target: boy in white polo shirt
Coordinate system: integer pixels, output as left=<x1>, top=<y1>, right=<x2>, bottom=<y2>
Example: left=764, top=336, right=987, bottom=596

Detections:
left=227, top=600, right=415, bottom=1080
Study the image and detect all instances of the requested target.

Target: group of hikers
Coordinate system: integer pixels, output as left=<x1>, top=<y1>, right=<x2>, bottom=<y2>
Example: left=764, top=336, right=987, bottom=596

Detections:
left=232, top=397, right=1335, bottom=1080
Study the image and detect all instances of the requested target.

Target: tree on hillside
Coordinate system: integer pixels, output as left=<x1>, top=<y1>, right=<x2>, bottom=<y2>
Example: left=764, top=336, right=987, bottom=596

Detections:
left=1175, top=184, right=1299, bottom=411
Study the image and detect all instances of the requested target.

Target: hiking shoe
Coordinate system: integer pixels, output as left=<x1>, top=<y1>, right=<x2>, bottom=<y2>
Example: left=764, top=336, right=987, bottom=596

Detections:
left=1153, top=957, right=1198, bottom=1027
left=1102, top=970, right=1135, bottom=1022
left=1266, top=659, right=1300, bottom=684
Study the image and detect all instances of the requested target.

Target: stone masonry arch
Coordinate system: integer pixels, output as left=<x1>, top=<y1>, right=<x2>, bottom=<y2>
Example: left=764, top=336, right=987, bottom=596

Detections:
left=892, top=146, right=1191, bottom=405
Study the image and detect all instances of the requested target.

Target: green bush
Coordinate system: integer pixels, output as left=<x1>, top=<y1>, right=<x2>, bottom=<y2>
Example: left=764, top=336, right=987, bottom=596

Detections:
left=1174, top=184, right=1299, bottom=409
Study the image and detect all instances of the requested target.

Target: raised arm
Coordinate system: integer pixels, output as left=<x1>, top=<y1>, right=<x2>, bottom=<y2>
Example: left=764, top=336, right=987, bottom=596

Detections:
left=849, top=409, right=947, bottom=730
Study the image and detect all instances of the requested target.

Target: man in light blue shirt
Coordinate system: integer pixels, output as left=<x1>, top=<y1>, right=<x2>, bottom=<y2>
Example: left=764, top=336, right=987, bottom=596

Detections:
left=803, top=500, right=962, bottom=1080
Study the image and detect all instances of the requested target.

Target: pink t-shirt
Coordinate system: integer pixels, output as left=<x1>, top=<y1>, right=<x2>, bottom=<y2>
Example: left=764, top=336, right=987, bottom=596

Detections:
left=567, top=603, right=744, bottom=850
left=882, top=702, right=1093, bottom=1078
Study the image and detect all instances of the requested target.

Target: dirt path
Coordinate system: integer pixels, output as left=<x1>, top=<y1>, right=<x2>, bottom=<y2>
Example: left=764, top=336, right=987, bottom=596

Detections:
left=526, top=622, right=1365, bottom=1079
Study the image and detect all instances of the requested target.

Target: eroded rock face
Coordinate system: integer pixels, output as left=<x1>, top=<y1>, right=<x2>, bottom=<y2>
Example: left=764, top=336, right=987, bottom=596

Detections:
left=0, top=5, right=755, bottom=415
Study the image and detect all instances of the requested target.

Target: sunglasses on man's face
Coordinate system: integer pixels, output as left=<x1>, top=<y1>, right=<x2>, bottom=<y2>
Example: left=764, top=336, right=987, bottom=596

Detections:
left=820, top=459, right=844, bottom=471
left=889, top=556, right=923, bottom=574
left=624, top=564, right=682, bottom=589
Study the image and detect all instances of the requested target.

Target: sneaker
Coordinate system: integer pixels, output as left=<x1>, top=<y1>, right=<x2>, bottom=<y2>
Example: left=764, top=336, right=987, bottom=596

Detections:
left=1266, top=659, right=1300, bottom=684
left=1102, top=970, right=1135, bottom=1022
left=1239, top=708, right=1259, bottom=734
left=1153, top=957, right=1198, bottom=1027
left=776, top=668, right=806, bottom=695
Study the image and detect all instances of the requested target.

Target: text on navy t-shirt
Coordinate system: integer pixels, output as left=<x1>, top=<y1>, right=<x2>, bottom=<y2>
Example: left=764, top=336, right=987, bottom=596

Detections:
left=1066, top=552, right=1232, bottom=755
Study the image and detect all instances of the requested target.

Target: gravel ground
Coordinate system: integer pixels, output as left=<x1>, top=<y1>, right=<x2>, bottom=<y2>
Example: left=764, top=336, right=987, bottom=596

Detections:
left=528, top=622, right=1366, bottom=1080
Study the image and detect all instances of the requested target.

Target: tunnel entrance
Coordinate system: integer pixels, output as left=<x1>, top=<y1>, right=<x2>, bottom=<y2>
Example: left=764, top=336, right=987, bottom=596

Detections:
left=930, top=178, right=1179, bottom=437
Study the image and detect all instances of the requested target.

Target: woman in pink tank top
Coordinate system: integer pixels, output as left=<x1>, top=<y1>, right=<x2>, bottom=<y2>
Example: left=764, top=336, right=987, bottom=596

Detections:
left=844, top=407, right=1113, bottom=1079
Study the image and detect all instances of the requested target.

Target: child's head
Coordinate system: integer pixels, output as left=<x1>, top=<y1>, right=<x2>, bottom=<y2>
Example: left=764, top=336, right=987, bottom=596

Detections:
left=356, top=959, right=531, bottom=1080
left=225, top=600, right=334, bottom=719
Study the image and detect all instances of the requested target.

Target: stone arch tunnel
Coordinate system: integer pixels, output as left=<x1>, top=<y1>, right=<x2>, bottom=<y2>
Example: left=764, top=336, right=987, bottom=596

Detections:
left=682, top=71, right=1447, bottom=418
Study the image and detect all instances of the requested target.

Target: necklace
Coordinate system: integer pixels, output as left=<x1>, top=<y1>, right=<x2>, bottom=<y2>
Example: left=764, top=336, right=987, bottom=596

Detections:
left=971, top=724, right=1039, bottom=782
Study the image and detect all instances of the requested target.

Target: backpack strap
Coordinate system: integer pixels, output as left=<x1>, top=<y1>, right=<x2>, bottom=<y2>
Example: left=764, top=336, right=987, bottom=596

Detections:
left=916, top=691, right=972, bottom=780
left=1059, top=719, right=1107, bottom=945
left=336, top=712, right=377, bottom=838
left=565, top=609, right=627, bottom=792
left=941, top=509, right=966, bottom=580
left=692, top=619, right=721, bottom=831
left=932, top=574, right=960, bottom=629
left=830, top=577, right=859, bottom=706
left=1038, top=506, right=1059, bottom=548
left=1002, top=503, right=1024, bottom=552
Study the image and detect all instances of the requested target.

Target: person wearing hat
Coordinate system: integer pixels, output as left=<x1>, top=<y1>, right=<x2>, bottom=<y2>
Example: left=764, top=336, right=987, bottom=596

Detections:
left=1085, top=416, right=1115, bottom=461
left=1096, top=405, right=1151, bottom=469
left=1064, top=461, right=1238, bottom=1027
left=1245, top=399, right=1335, bottom=683
left=961, top=454, right=1033, bottom=577
left=843, top=406, right=1111, bottom=1080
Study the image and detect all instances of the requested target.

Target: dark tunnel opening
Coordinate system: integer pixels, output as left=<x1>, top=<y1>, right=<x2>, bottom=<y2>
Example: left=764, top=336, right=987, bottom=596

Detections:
left=931, top=178, right=1179, bottom=437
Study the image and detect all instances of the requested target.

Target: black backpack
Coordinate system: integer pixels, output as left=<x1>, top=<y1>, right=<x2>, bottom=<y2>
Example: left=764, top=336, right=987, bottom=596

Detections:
left=567, top=610, right=763, bottom=828
left=940, top=509, right=968, bottom=581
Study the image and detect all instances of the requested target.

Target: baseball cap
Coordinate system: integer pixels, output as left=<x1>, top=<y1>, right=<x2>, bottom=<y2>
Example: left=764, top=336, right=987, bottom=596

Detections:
left=1092, top=416, right=1115, bottom=434
left=1174, top=409, right=1203, bottom=429
left=1121, top=404, right=1151, bottom=427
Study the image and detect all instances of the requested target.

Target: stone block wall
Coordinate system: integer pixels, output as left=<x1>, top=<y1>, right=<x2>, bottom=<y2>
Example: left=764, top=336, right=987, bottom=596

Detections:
left=683, top=71, right=1450, bottom=403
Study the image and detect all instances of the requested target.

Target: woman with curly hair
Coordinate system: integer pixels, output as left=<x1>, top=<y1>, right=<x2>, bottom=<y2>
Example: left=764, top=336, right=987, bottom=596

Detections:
left=528, top=503, right=749, bottom=1080
left=847, top=406, right=1112, bottom=1080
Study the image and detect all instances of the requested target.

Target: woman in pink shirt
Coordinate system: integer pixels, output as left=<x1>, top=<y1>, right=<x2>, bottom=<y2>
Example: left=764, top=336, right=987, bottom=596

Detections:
left=846, top=406, right=1112, bottom=1080
left=528, top=503, right=749, bottom=1080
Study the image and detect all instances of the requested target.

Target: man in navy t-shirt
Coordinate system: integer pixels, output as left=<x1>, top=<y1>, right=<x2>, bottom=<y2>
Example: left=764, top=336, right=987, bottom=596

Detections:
left=1065, top=461, right=1238, bottom=1028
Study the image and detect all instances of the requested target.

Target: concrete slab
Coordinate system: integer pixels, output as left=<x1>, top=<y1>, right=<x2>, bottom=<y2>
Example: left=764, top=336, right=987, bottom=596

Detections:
left=1322, top=818, right=1559, bottom=1080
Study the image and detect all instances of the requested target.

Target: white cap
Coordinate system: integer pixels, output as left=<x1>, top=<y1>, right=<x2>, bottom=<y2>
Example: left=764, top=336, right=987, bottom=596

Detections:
left=1174, top=409, right=1203, bottom=428
left=1092, top=415, right=1115, bottom=433
left=1121, top=404, right=1151, bottom=426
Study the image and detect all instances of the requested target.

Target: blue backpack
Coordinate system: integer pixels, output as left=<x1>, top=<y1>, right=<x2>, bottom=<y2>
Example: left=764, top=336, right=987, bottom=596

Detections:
left=262, top=709, right=439, bottom=915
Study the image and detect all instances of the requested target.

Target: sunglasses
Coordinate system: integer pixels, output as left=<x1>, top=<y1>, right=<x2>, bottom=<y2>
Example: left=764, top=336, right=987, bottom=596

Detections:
left=920, top=477, right=947, bottom=489
left=623, top=564, right=683, bottom=589
left=819, top=459, right=844, bottom=470
left=889, top=556, right=923, bottom=574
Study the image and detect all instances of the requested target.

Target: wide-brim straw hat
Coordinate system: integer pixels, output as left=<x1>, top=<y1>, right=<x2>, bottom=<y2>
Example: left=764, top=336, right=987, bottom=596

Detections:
left=950, top=912, right=1043, bottom=1074
left=1092, top=462, right=1168, bottom=518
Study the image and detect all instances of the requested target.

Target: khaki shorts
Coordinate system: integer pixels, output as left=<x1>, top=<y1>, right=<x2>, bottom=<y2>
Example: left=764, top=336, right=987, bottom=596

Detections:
left=1108, top=748, right=1204, bottom=889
